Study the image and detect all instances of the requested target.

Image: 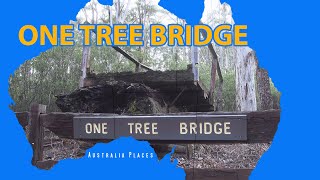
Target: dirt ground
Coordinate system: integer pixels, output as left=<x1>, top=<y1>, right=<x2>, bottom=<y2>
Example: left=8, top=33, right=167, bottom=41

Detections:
left=172, top=144, right=270, bottom=169
left=41, top=129, right=270, bottom=169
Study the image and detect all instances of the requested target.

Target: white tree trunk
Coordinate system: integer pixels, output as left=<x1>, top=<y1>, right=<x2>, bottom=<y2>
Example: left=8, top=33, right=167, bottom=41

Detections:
left=235, top=47, right=258, bottom=111
left=79, top=46, right=91, bottom=87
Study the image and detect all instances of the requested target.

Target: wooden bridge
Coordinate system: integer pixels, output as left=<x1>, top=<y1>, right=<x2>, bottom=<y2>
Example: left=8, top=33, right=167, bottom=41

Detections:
left=14, top=21, right=278, bottom=179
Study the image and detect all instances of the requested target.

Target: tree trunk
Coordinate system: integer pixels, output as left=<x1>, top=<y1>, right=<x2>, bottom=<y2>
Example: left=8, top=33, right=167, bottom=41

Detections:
left=79, top=46, right=91, bottom=88
left=235, top=47, right=257, bottom=111
left=256, top=68, right=273, bottom=110
left=216, top=78, right=223, bottom=111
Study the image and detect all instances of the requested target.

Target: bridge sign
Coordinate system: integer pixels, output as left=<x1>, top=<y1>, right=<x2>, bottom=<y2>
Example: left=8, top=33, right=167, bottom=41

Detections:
left=73, top=115, right=247, bottom=141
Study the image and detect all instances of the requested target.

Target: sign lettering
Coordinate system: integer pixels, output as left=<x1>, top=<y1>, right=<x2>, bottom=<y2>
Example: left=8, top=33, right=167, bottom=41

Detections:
left=73, top=115, right=247, bottom=141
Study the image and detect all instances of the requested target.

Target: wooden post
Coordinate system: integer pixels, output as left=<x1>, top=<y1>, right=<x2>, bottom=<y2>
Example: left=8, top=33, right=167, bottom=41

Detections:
left=199, top=22, right=224, bottom=107
left=111, top=46, right=152, bottom=71
left=216, top=78, right=223, bottom=111
left=207, top=43, right=224, bottom=108
left=29, top=103, right=46, bottom=166
left=209, top=47, right=217, bottom=105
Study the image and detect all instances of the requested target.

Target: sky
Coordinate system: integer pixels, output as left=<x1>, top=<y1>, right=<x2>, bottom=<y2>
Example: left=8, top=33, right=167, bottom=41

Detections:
left=75, top=0, right=225, bottom=25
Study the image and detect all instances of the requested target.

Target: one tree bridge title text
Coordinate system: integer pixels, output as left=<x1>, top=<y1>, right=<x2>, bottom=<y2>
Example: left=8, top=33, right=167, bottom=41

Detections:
left=18, top=24, right=248, bottom=47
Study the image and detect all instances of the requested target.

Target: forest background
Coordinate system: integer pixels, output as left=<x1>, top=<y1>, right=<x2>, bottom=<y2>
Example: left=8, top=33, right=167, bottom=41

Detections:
left=9, top=0, right=280, bottom=113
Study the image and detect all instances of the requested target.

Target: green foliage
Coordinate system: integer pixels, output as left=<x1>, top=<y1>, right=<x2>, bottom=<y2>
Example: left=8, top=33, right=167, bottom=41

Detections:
left=9, top=33, right=190, bottom=112
left=215, top=71, right=236, bottom=111
left=222, top=71, right=236, bottom=111
left=9, top=2, right=280, bottom=113
left=127, top=100, right=137, bottom=114
left=199, top=59, right=211, bottom=89
left=270, top=79, right=281, bottom=109
left=9, top=46, right=82, bottom=112
left=199, top=56, right=236, bottom=112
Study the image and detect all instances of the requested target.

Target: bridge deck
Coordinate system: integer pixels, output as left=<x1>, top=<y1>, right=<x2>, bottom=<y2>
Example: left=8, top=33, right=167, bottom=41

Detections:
left=83, top=67, right=213, bottom=112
